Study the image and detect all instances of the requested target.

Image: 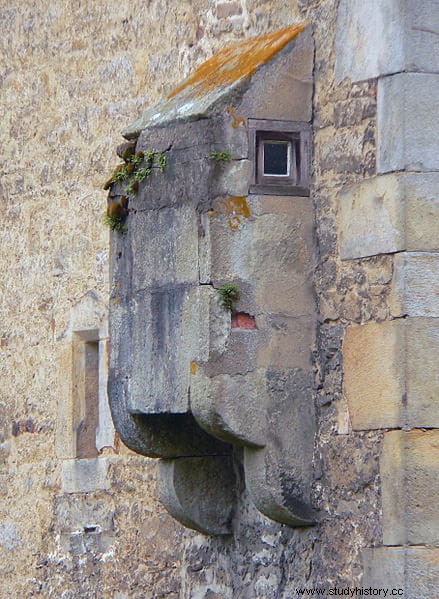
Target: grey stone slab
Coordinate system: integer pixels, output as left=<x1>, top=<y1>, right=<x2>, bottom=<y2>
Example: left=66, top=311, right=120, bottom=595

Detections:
left=378, top=73, right=439, bottom=173
left=132, top=120, right=215, bottom=213
left=61, top=458, right=111, bottom=494
left=336, top=0, right=439, bottom=83
left=390, top=252, right=439, bottom=317
left=205, top=199, right=316, bottom=316
left=131, top=205, right=199, bottom=290
left=191, top=370, right=268, bottom=447
left=128, top=285, right=200, bottom=414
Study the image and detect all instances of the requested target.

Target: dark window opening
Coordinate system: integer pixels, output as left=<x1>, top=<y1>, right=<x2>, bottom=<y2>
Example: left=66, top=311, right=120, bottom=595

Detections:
left=263, top=141, right=290, bottom=176
left=75, top=340, right=99, bottom=459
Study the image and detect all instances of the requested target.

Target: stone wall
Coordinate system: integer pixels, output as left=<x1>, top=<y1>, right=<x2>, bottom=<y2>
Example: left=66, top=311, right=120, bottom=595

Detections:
left=0, top=0, right=436, bottom=597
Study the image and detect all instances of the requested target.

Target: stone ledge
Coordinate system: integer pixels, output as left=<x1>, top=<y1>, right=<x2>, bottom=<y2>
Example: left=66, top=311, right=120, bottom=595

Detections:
left=61, top=458, right=114, bottom=494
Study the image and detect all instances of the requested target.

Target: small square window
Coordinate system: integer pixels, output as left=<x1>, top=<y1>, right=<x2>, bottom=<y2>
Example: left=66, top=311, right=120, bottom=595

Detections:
left=248, top=120, right=311, bottom=196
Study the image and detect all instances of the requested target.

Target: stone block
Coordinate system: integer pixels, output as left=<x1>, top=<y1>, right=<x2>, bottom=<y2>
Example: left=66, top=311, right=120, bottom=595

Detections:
left=204, top=197, right=316, bottom=316
left=338, top=173, right=439, bottom=259
left=157, top=456, right=236, bottom=535
left=132, top=204, right=199, bottom=290
left=61, top=458, right=112, bottom=494
left=344, top=321, right=404, bottom=430
left=381, top=430, right=439, bottom=545
left=338, top=174, right=405, bottom=259
left=390, top=252, right=439, bottom=317
left=344, top=319, right=439, bottom=430
left=210, top=159, right=252, bottom=197
left=378, top=73, right=439, bottom=173
left=362, top=547, right=439, bottom=597
left=335, top=0, right=439, bottom=83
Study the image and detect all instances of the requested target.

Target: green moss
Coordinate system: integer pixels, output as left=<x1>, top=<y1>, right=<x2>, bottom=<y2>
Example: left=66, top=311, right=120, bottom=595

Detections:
left=120, top=143, right=136, bottom=161
left=109, top=164, right=130, bottom=184
left=106, top=146, right=167, bottom=198
left=128, top=151, right=144, bottom=167
left=125, top=179, right=139, bottom=195
left=133, top=167, right=152, bottom=182
left=157, top=153, right=167, bottom=172
left=209, top=150, right=231, bottom=162
left=144, top=150, right=155, bottom=167
left=218, top=283, right=239, bottom=310
left=102, top=212, right=127, bottom=233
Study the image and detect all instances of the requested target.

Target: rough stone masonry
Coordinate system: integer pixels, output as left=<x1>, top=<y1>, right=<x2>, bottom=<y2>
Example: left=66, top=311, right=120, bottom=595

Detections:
left=0, top=0, right=437, bottom=597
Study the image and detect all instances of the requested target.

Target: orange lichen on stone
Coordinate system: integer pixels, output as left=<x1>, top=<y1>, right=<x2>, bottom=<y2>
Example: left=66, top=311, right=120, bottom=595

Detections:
left=167, top=24, right=305, bottom=101
left=190, top=361, right=197, bottom=375
left=227, top=107, right=246, bottom=128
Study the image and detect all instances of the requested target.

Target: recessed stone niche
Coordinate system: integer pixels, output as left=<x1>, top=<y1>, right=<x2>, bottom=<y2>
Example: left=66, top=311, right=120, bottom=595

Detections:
left=108, top=24, right=317, bottom=535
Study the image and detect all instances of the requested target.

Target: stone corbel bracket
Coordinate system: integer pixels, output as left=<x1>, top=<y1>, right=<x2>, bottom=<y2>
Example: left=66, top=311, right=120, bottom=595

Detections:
left=108, top=24, right=317, bottom=534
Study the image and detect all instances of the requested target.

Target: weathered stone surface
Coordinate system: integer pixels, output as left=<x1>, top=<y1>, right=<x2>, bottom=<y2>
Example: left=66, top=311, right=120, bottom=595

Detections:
left=244, top=369, right=316, bottom=526
left=210, top=159, right=252, bottom=197
left=336, top=0, right=439, bottom=83
left=390, top=252, right=439, bottom=317
left=362, top=547, right=439, bottom=597
left=157, top=456, right=236, bottom=535
left=0, top=520, right=19, bottom=551
left=338, top=173, right=439, bottom=259
left=192, top=370, right=267, bottom=447
left=381, top=430, right=439, bottom=546
left=203, top=196, right=316, bottom=316
left=378, top=73, right=439, bottom=173
left=61, top=458, right=112, bottom=493
left=344, top=321, right=403, bottom=430
left=344, top=319, right=439, bottom=430
left=238, top=26, right=314, bottom=122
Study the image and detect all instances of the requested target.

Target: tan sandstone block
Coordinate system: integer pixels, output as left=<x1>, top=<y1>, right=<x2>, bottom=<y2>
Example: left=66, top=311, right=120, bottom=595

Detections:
left=344, top=319, right=439, bottom=430
left=381, top=430, right=439, bottom=546
left=362, top=547, right=439, bottom=597
left=338, top=173, right=439, bottom=260
left=344, top=321, right=404, bottom=430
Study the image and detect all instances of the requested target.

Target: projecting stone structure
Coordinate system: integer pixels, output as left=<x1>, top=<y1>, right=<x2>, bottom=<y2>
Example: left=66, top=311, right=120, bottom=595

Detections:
left=1, top=0, right=438, bottom=597
left=109, top=26, right=317, bottom=533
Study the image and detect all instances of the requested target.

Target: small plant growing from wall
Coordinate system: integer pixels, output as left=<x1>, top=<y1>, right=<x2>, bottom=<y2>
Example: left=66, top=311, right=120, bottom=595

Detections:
left=209, top=150, right=231, bottom=162
left=102, top=146, right=167, bottom=231
left=218, top=283, right=239, bottom=310
left=103, top=149, right=167, bottom=195
left=103, top=196, right=129, bottom=232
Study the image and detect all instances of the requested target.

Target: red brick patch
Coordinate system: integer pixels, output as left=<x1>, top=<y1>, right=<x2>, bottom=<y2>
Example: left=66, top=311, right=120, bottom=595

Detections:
left=231, top=312, right=257, bottom=329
